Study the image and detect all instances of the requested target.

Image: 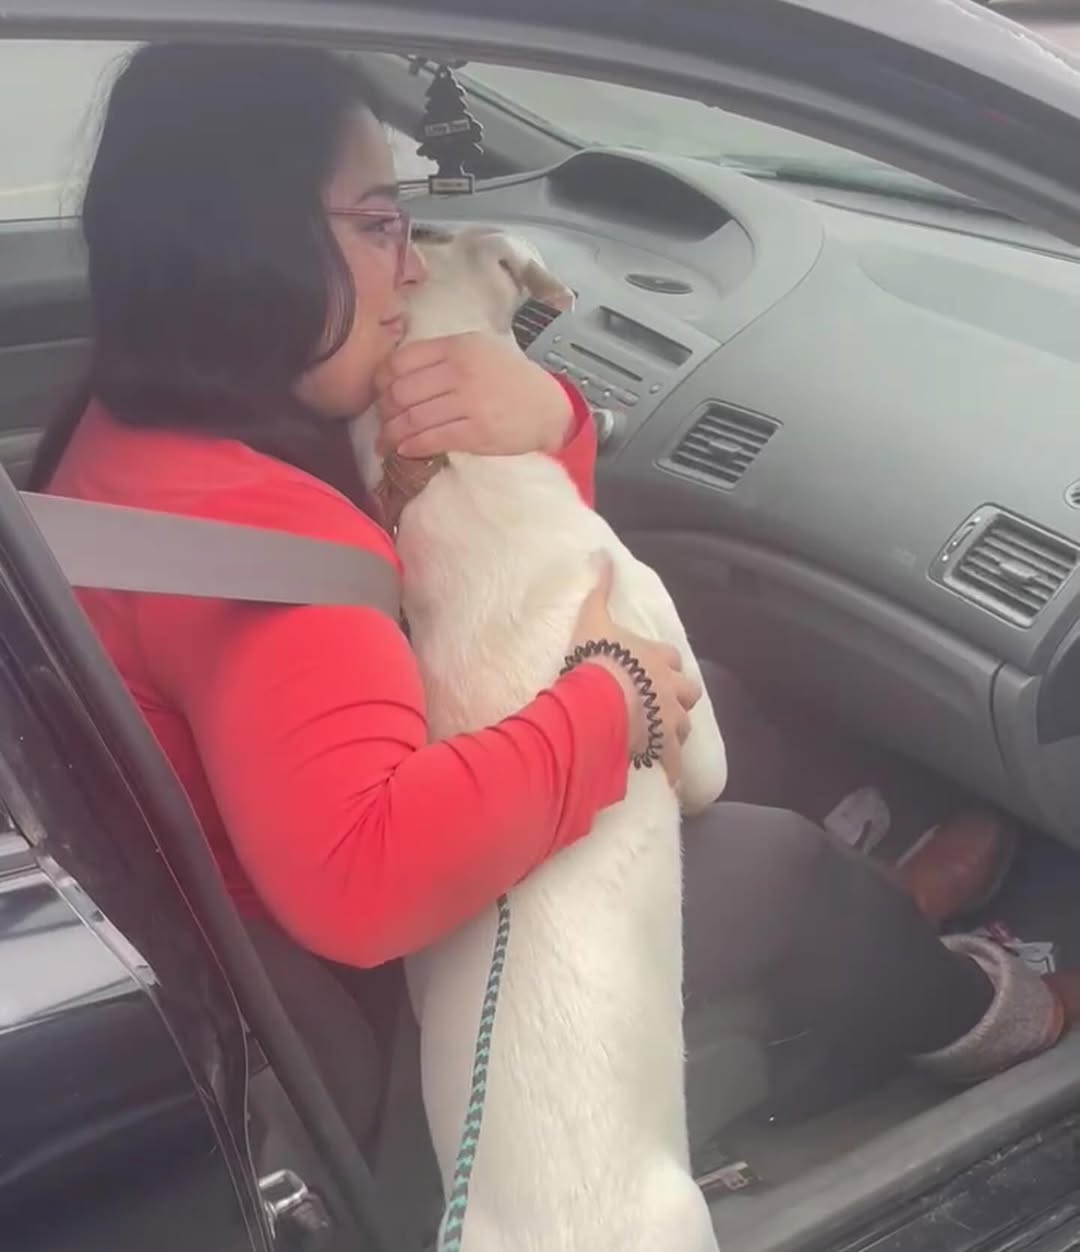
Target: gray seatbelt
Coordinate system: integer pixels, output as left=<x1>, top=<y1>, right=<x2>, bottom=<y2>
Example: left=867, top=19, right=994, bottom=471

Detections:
left=20, top=491, right=400, bottom=618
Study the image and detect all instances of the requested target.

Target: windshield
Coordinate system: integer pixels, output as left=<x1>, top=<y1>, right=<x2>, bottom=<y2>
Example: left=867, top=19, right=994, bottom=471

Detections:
left=459, top=63, right=986, bottom=207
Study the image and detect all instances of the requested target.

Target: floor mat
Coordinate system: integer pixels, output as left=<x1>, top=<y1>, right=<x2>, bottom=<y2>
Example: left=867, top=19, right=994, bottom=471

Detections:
left=965, top=827, right=1080, bottom=971
left=706, top=1069, right=948, bottom=1189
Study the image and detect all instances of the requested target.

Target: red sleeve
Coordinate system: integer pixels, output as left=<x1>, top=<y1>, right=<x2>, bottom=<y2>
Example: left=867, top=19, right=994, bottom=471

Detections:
left=143, top=483, right=628, bottom=967
left=549, top=377, right=597, bottom=508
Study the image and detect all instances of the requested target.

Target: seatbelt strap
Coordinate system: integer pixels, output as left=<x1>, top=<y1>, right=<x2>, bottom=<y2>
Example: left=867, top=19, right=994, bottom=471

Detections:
left=19, top=492, right=401, bottom=618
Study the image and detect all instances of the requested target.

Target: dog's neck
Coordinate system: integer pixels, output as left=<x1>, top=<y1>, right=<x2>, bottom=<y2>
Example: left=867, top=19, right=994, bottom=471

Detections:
left=373, top=448, right=449, bottom=536
left=364, top=326, right=525, bottom=535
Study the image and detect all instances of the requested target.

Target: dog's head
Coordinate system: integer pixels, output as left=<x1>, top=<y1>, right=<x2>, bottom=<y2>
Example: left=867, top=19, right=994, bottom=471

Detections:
left=351, top=226, right=575, bottom=514
left=406, top=225, right=574, bottom=340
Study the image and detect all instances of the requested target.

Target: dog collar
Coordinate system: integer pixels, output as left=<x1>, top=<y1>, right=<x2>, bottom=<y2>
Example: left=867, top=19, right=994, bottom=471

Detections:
left=374, top=451, right=450, bottom=536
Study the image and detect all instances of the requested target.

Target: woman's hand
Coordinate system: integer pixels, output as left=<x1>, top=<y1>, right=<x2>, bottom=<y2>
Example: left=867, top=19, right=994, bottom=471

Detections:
left=570, top=555, right=702, bottom=785
left=374, top=331, right=572, bottom=459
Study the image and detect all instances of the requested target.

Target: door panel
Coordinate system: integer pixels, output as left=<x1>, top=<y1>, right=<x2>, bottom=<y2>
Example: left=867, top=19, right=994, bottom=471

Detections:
left=0, top=834, right=258, bottom=1252
left=0, top=219, right=91, bottom=481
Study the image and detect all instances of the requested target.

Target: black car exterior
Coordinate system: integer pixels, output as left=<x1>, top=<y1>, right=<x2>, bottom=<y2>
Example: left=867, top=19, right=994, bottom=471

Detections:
left=0, top=553, right=269, bottom=1252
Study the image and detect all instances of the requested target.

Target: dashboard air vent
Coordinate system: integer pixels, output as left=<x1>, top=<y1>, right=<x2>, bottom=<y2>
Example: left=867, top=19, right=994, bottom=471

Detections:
left=943, top=511, right=1078, bottom=626
left=662, top=404, right=778, bottom=489
left=512, top=298, right=563, bottom=350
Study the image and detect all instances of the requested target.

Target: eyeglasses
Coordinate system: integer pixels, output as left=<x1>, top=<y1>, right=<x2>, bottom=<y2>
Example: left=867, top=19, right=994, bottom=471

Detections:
left=326, top=205, right=413, bottom=283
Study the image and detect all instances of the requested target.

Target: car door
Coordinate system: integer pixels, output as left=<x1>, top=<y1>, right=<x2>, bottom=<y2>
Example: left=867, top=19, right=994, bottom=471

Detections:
left=0, top=579, right=269, bottom=1251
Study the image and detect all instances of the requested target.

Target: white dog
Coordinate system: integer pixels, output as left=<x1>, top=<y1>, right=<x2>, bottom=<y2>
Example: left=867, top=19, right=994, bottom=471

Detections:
left=352, top=226, right=726, bottom=1252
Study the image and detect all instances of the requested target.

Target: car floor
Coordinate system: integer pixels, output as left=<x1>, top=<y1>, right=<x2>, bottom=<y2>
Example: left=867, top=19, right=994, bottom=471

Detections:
left=694, top=677, right=1080, bottom=1204
left=708, top=1068, right=948, bottom=1188
left=986, top=828, right=1080, bottom=971
left=688, top=825, right=1080, bottom=1252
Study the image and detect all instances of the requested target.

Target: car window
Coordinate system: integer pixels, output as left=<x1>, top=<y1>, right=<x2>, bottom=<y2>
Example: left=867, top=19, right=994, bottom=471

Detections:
left=0, top=40, right=126, bottom=221
left=0, top=39, right=433, bottom=223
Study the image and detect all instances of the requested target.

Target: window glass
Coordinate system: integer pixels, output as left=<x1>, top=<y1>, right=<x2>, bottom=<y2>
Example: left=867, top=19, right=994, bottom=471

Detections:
left=0, top=40, right=433, bottom=223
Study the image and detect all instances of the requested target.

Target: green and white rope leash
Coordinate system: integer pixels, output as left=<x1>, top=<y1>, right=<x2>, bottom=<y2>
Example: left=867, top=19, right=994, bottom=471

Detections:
left=435, top=892, right=512, bottom=1252
left=432, top=638, right=663, bottom=1249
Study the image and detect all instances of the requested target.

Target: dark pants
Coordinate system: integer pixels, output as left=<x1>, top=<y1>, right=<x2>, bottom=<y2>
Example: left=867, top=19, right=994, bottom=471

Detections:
left=249, top=673, right=993, bottom=1148
left=681, top=804, right=992, bottom=1063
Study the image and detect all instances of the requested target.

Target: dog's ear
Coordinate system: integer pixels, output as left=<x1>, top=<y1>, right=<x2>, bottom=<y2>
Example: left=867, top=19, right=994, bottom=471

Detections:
left=463, top=228, right=575, bottom=313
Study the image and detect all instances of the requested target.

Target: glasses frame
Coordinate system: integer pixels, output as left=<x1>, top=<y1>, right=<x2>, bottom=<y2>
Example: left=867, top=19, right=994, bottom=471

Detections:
left=326, top=204, right=413, bottom=283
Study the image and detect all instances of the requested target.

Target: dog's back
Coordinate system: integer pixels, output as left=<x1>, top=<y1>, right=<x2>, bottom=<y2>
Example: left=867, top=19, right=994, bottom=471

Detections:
left=360, top=229, right=725, bottom=1251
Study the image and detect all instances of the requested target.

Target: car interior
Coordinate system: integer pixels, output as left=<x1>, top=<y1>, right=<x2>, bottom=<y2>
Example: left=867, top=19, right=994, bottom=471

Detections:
left=7, top=34, right=1080, bottom=1252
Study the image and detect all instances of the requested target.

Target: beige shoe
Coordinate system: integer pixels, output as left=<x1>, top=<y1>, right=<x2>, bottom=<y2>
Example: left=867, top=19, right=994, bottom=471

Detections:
left=1043, top=972, right=1080, bottom=1030
left=912, top=935, right=1065, bottom=1084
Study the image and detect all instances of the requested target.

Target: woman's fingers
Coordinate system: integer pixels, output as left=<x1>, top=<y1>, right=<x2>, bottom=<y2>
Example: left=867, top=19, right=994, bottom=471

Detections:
left=659, top=642, right=684, bottom=672
left=374, top=331, right=573, bottom=459
left=577, top=553, right=616, bottom=624
left=564, top=556, right=704, bottom=783
left=675, top=673, right=702, bottom=710
left=377, top=359, right=458, bottom=422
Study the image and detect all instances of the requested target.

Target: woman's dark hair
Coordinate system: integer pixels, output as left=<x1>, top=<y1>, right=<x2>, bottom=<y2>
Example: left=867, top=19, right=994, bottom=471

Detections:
left=30, top=42, right=384, bottom=500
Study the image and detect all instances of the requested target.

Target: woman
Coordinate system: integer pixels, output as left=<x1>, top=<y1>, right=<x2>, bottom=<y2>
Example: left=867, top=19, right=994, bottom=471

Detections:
left=35, top=42, right=1071, bottom=1153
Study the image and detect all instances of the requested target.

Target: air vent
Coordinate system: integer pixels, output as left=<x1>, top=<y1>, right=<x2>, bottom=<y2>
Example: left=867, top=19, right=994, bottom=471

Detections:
left=662, top=404, right=778, bottom=489
left=943, top=511, right=1078, bottom=626
left=512, top=299, right=563, bottom=350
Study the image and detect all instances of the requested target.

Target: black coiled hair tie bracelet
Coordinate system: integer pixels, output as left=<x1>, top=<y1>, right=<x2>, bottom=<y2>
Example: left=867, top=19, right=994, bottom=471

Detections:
left=560, top=639, right=664, bottom=770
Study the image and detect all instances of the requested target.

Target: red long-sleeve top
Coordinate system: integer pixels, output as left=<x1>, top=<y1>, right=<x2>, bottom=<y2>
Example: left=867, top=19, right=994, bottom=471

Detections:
left=47, top=384, right=628, bottom=966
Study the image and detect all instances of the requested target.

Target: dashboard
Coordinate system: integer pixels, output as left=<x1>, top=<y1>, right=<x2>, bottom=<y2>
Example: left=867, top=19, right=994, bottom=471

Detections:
left=416, top=148, right=1080, bottom=846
